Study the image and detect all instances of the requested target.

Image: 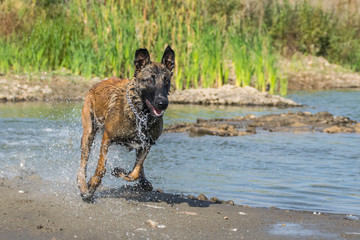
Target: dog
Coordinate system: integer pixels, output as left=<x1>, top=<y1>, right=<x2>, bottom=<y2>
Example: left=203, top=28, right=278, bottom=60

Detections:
left=77, top=46, right=175, bottom=201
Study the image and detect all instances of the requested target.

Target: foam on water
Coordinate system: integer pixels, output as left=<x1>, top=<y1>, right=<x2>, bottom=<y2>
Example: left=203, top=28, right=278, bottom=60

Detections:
left=269, top=223, right=340, bottom=239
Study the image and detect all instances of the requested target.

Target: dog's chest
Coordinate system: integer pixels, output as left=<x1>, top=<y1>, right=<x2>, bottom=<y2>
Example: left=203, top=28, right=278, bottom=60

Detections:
left=112, top=117, right=162, bottom=147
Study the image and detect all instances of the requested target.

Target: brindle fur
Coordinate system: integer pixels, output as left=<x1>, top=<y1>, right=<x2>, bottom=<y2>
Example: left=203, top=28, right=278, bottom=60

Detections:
left=77, top=46, right=175, bottom=201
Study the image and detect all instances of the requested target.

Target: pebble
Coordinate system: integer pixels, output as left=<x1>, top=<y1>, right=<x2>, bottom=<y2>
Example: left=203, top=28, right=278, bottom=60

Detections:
left=341, top=232, right=360, bottom=238
left=146, top=220, right=159, bottom=229
left=18, top=190, right=25, bottom=194
left=187, top=195, right=196, bottom=200
left=197, top=194, right=208, bottom=201
left=135, top=228, right=147, bottom=231
left=156, top=188, right=164, bottom=193
left=227, top=200, right=235, bottom=206
left=345, top=214, right=359, bottom=221
left=174, top=211, right=198, bottom=216
left=210, top=197, right=221, bottom=203
left=269, top=206, right=280, bottom=210
left=146, top=204, right=165, bottom=209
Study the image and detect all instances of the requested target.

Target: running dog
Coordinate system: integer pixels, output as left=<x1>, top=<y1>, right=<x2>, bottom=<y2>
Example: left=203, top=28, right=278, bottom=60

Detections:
left=77, top=46, right=175, bottom=201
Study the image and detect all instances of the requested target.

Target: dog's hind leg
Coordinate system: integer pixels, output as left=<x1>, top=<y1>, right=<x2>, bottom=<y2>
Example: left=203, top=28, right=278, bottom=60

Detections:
left=77, top=100, right=97, bottom=199
left=86, top=130, right=111, bottom=198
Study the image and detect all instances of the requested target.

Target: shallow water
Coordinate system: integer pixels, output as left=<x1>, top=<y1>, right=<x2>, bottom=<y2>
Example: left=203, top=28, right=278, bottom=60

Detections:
left=0, top=90, right=359, bottom=215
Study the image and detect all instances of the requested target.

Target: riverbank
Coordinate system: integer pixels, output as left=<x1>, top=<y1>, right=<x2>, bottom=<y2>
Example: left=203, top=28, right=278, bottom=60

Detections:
left=1, top=54, right=360, bottom=104
left=0, top=74, right=301, bottom=106
left=281, top=54, right=360, bottom=91
left=1, top=176, right=359, bottom=240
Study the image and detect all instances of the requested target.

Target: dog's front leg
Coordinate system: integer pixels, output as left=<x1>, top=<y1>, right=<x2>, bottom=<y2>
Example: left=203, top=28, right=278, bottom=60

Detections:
left=86, top=131, right=111, bottom=199
left=111, top=146, right=153, bottom=191
left=137, top=163, right=153, bottom=191
left=130, top=146, right=153, bottom=191
left=128, top=146, right=150, bottom=178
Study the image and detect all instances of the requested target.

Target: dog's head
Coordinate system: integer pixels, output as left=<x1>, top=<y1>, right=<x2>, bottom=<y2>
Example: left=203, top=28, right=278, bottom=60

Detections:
left=133, top=46, right=175, bottom=117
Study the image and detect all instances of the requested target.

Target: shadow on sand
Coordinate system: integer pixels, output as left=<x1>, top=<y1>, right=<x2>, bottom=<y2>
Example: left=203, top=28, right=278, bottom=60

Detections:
left=94, top=185, right=218, bottom=208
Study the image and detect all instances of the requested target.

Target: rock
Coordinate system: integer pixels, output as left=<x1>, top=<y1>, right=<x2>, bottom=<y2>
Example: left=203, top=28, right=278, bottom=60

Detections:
left=168, top=84, right=301, bottom=107
left=344, top=214, right=360, bottom=221
left=315, top=111, right=333, bottom=118
left=187, top=195, right=196, bottom=200
left=197, top=194, right=208, bottom=201
left=355, top=123, right=360, bottom=133
left=190, top=127, right=216, bottom=136
left=224, top=200, right=235, bottom=206
left=156, top=188, right=164, bottom=193
left=323, top=126, right=342, bottom=133
left=25, top=174, right=43, bottom=182
left=146, top=220, right=159, bottom=229
left=246, top=126, right=256, bottom=134
left=165, top=111, right=359, bottom=136
left=210, top=197, right=221, bottom=203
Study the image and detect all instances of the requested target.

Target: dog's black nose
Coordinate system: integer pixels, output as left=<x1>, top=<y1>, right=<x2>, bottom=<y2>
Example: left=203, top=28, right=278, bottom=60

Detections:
left=156, top=98, right=168, bottom=110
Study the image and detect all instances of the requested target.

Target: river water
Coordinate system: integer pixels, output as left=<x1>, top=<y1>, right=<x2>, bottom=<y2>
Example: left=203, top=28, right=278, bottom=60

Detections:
left=0, top=90, right=359, bottom=215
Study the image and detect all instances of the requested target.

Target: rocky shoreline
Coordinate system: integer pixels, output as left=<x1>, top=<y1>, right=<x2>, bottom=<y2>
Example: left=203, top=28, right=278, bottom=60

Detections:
left=0, top=74, right=95, bottom=102
left=168, top=84, right=301, bottom=107
left=0, top=75, right=301, bottom=107
left=1, top=54, right=360, bottom=104
left=164, top=111, right=360, bottom=136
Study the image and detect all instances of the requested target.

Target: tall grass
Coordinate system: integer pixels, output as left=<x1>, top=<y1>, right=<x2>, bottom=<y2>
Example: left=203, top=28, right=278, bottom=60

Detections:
left=0, top=0, right=287, bottom=94
left=1, top=0, right=360, bottom=95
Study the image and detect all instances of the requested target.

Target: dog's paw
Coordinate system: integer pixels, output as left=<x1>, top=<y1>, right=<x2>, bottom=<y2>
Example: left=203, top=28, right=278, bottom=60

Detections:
left=111, top=167, right=128, bottom=178
left=80, top=192, right=94, bottom=203
left=138, top=179, right=153, bottom=192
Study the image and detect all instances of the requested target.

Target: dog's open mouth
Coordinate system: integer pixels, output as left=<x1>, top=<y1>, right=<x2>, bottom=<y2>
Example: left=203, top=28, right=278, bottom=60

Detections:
left=146, top=99, right=164, bottom=117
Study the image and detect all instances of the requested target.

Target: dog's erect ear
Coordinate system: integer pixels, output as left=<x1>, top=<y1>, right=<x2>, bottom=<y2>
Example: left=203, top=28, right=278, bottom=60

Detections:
left=161, top=46, right=175, bottom=72
left=134, top=48, right=151, bottom=71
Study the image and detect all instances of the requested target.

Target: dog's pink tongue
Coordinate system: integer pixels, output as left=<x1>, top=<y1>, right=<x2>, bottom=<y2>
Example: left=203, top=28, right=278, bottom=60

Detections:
left=155, top=109, right=163, bottom=115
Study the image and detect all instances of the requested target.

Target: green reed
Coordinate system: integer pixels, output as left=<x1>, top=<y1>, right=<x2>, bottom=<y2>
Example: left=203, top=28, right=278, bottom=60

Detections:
left=2, top=0, right=359, bottom=95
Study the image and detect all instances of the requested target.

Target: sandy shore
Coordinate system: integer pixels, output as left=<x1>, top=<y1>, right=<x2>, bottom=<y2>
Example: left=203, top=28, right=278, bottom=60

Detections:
left=0, top=176, right=359, bottom=240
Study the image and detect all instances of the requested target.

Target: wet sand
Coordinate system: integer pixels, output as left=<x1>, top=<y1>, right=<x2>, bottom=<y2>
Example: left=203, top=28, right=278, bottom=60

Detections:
left=0, top=176, right=359, bottom=240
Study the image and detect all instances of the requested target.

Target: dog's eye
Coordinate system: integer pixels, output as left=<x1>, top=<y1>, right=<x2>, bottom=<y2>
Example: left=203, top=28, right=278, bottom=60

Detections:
left=145, top=77, right=153, bottom=84
left=146, top=75, right=156, bottom=84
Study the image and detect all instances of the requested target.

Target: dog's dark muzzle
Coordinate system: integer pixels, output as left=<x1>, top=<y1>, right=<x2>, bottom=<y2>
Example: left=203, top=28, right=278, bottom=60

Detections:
left=155, top=97, right=168, bottom=111
left=146, top=97, right=168, bottom=117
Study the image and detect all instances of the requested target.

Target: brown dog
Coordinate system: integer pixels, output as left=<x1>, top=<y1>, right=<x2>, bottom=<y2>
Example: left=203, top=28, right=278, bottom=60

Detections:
left=77, top=46, right=175, bottom=201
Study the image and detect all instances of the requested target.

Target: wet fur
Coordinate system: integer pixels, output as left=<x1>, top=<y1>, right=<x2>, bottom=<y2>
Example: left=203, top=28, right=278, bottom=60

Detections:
left=77, top=46, right=175, bottom=201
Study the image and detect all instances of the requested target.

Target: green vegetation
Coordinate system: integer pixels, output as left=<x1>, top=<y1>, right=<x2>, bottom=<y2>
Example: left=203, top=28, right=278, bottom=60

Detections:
left=1, top=0, right=360, bottom=95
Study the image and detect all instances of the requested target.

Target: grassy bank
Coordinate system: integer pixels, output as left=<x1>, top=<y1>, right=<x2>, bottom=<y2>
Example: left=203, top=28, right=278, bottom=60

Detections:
left=0, top=0, right=360, bottom=95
